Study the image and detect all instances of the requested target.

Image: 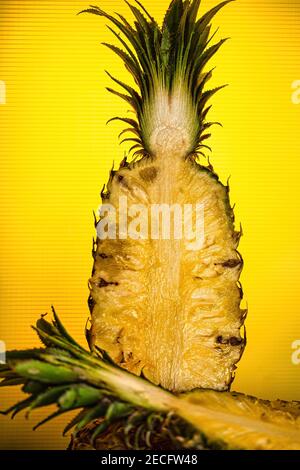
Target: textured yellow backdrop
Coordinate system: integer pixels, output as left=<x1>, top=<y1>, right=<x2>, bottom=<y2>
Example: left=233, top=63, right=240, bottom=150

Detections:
left=0, top=0, right=300, bottom=449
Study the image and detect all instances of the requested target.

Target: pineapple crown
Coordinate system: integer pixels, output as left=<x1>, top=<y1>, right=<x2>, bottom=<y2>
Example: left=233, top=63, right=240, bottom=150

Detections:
left=79, top=0, right=233, bottom=158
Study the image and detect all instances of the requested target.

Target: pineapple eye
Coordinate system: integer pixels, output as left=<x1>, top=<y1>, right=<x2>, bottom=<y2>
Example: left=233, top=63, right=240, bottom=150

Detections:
left=139, top=167, right=158, bottom=183
left=216, top=336, right=243, bottom=346
left=98, top=278, right=119, bottom=288
left=117, top=174, right=131, bottom=190
left=216, top=259, right=242, bottom=268
left=229, top=337, right=243, bottom=346
left=98, top=253, right=111, bottom=259
left=88, top=295, right=95, bottom=311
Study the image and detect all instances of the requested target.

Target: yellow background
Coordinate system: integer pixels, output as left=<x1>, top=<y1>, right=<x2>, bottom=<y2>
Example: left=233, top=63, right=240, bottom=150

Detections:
left=0, top=0, right=300, bottom=449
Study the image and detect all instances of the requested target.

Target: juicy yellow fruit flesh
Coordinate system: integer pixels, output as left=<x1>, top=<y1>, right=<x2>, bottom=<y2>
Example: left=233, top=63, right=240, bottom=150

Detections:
left=181, top=390, right=300, bottom=450
left=89, top=154, right=245, bottom=392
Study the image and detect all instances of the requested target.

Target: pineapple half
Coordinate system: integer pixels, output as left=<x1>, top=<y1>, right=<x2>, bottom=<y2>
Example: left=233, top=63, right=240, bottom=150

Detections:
left=85, top=0, right=246, bottom=392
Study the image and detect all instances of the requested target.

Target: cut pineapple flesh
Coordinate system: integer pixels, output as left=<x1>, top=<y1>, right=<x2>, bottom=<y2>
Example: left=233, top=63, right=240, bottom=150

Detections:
left=181, top=390, right=300, bottom=450
left=89, top=153, right=245, bottom=392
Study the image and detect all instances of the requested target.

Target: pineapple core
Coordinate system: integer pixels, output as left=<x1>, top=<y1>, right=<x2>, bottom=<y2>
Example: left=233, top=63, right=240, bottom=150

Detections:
left=89, top=151, right=245, bottom=392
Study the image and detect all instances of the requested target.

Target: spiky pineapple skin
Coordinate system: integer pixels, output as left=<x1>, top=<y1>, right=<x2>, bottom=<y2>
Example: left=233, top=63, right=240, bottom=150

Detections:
left=70, top=393, right=300, bottom=451
left=69, top=414, right=209, bottom=450
left=88, top=153, right=246, bottom=393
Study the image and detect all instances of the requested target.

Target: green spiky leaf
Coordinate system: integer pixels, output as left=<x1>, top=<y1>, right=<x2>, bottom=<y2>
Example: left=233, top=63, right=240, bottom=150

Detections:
left=79, top=0, right=234, bottom=155
left=13, top=360, right=79, bottom=384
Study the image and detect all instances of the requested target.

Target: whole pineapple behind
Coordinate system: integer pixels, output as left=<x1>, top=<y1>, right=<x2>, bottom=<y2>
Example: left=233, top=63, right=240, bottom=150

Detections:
left=85, top=0, right=246, bottom=392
